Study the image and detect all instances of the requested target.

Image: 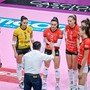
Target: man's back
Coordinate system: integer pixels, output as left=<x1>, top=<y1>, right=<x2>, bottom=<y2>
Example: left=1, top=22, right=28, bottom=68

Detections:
left=22, top=50, right=54, bottom=74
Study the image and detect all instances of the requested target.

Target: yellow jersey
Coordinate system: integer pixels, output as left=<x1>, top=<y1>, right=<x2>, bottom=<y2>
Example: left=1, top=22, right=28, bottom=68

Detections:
left=13, top=26, right=33, bottom=49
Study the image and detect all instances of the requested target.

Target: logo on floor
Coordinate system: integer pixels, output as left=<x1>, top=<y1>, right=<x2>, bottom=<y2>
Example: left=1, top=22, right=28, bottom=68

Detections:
left=0, top=68, right=19, bottom=83
left=0, top=17, right=65, bottom=32
left=0, top=68, right=43, bottom=83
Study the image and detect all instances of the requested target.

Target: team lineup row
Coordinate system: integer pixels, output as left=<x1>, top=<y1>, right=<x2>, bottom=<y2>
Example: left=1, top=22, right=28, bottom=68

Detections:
left=0, top=15, right=90, bottom=90
left=11, top=15, right=90, bottom=90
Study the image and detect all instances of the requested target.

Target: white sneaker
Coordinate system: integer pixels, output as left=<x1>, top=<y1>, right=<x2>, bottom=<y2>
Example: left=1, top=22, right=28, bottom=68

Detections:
left=19, top=81, right=24, bottom=89
left=42, top=83, right=47, bottom=90
left=55, top=84, right=60, bottom=90
left=72, top=85, right=78, bottom=90
left=69, top=86, right=72, bottom=90
left=69, top=81, right=73, bottom=90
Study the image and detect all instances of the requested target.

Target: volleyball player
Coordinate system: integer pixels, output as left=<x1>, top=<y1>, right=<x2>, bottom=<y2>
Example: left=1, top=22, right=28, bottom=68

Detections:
left=78, top=19, right=90, bottom=90
left=64, top=15, right=79, bottom=90
left=78, top=26, right=90, bottom=90
left=12, top=16, right=34, bottom=89
left=42, top=17, right=63, bottom=90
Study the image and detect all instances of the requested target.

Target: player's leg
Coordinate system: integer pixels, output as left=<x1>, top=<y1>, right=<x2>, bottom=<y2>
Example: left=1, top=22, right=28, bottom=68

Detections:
left=72, top=54, right=78, bottom=90
left=66, top=50, right=73, bottom=90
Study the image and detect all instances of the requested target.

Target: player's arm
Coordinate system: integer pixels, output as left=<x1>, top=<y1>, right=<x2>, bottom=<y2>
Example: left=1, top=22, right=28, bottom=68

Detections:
left=40, top=38, right=46, bottom=53
left=64, top=31, right=67, bottom=39
left=77, top=35, right=80, bottom=51
left=54, top=39, right=62, bottom=47
left=51, top=42, right=55, bottom=56
left=12, top=35, right=17, bottom=58
left=30, top=31, right=34, bottom=44
left=43, top=30, right=50, bottom=45
left=74, top=28, right=80, bottom=51
left=30, top=27, right=34, bottom=44
left=41, top=43, right=55, bottom=61
left=63, top=26, right=67, bottom=42
left=44, top=37, right=50, bottom=45
left=54, top=30, right=63, bottom=47
left=80, top=49, right=89, bottom=73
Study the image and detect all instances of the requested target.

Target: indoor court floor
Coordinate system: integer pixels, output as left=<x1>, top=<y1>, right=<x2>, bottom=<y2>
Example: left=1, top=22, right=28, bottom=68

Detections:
left=0, top=0, right=90, bottom=90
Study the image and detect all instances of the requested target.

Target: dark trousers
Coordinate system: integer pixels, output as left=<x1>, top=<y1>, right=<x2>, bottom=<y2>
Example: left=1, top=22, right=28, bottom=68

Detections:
left=24, top=73, right=42, bottom=90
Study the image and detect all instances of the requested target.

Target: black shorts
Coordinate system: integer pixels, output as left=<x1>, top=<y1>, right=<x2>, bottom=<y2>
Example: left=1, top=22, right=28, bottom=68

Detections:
left=78, top=64, right=90, bottom=72
left=45, top=49, right=60, bottom=56
left=78, top=64, right=82, bottom=70
left=66, top=50, right=78, bottom=55
left=16, top=47, right=31, bottom=55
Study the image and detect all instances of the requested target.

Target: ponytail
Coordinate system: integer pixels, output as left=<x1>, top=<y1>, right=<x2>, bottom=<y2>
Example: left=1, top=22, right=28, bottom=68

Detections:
left=80, top=26, right=90, bottom=38
left=86, top=18, right=90, bottom=28
left=81, top=18, right=90, bottom=28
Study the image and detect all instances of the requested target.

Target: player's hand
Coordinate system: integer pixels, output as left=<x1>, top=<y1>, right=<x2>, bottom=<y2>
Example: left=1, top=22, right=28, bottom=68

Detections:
left=50, top=42, right=55, bottom=56
left=50, top=42, right=54, bottom=49
left=14, top=52, right=18, bottom=59
left=78, top=46, right=80, bottom=53
left=78, top=71, right=83, bottom=79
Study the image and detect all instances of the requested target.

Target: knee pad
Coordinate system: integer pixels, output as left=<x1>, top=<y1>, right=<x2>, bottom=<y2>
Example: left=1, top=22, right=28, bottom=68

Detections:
left=73, top=70, right=78, bottom=76
left=83, top=66, right=89, bottom=73
left=41, top=41, right=46, bottom=53
left=43, top=67, right=49, bottom=77
left=17, top=64, right=22, bottom=71
left=16, top=64, right=23, bottom=81
left=55, top=69, right=60, bottom=78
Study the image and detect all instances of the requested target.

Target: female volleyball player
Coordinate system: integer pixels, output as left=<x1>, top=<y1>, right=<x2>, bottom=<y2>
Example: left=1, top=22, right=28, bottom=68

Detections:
left=78, top=19, right=90, bottom=90
left=64, top=15, right=79, bottom=90
left=12, top=16, right=34, bottom=89
left=42, top=17, right=63, bottom=90
left=78, top=26, right=90, bottom=90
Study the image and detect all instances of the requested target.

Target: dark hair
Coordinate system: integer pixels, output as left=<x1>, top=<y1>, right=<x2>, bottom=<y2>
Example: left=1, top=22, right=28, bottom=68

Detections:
left=51, top=17, right=59, bottom=28
left=69, top=15, right=77, bottom=24
left=81, top=18, right=90, bottom=28
left=80, top=26, right=90, bottom=38
left=33, top=41, right=41, bottom=50
left=20, top=16, right=28, bottom=26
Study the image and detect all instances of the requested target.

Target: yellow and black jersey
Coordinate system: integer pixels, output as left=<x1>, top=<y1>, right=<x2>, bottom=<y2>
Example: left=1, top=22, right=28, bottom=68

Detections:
left=13, top=26, right=33, bottom=49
